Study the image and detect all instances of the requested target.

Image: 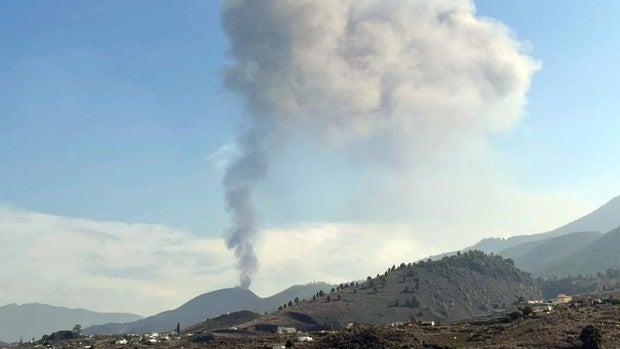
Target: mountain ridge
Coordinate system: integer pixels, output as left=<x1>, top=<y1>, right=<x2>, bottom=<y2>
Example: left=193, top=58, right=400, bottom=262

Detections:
left=83, top=282, right=332, bottom=335
left=471, top=196, right=620, bottom=254
left=500, top=231, right=603, bottom=273
left=0, top=303, right=143, bottom=343
left=537, top=227, right=620, bottom=277
left=430, top=196, right=620, bottom=266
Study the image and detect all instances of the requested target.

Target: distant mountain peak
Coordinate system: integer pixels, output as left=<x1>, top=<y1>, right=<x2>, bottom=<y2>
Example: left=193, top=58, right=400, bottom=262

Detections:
left=457, top=195, right=620, bottom=255
left=83, top=282, right=332, bottom=335
left=0, top=303, right=143, bottom=343
left=549, top=195, right=620, bottom=236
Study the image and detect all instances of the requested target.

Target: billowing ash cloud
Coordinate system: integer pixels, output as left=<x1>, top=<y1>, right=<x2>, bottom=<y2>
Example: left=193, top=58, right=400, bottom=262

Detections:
left=221, top=0, right=539, bottom=287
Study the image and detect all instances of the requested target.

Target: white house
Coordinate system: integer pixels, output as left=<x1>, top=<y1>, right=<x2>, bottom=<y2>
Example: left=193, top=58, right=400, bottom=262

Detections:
left=277, top=327, right=297, bottom=334
left=552, top=294, right=572, bottom=305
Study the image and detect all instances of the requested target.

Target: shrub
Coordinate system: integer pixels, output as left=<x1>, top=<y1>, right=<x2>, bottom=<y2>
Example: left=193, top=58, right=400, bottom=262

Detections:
left=41, top=331, right=75, bottom=342
left=580, top=325, right=603, bottom=349
left=508, top=311, right=522, bottom=320
left=521, top=305, right=533, bottom=317
left=404, top=296, right=420, bottom=308
left=191, top=333, right=215, bottom=343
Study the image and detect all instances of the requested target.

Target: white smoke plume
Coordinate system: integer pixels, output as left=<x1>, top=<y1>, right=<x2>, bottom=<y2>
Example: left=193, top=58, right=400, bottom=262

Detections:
left=222, top=125, right=271, bottom=288
left=221, top=0, right=539, bottom=287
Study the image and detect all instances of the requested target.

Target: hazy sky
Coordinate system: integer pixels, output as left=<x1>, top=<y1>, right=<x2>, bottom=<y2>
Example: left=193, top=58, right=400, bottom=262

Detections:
left=1, top=1, right=619, bottom=315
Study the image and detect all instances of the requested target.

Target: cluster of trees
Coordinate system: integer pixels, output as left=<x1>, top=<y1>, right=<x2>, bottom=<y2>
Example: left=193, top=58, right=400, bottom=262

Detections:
left=357, top=262, right=421, bottom=292
left=306, top=281, right=362, bottom=303
left=359, top=262, right=418, bottom=292
left=391, top=295, right=420, bottom=308
left=541, top=267, right=620, bottom=282
left=418, top=250, right=532, bottom=284
left=277, top=297, right=303, bottom=311
left=404, top=295, right=420, bottom=308
left=401, top=286, right=414, bottom=294
left=335, top=282, right=358, bottom=291
left=277, top=281, right=367, bottom=311
left=536, top=276, right=599, bottom=299
left=362, top=274, right=387, bottom=291
left=537, top=268, right=620, bottom=299
left=324, top=294, right=342, bottom=302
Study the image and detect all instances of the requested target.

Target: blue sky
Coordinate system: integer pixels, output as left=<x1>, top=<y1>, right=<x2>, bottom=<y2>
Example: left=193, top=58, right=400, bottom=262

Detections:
left=1, top=1, right=235, bottom=233
left=2, top=0, right=620, bottom=238
left=476, top=1, right=620, bottom=198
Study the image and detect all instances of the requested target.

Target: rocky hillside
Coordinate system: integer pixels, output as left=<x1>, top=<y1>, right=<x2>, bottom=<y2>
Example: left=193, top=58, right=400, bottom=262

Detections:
left=313, top=302, right=620, bottom=349
left=183, top=310, right=261, bottom=334
left=239, top=251, right=540, bottom=330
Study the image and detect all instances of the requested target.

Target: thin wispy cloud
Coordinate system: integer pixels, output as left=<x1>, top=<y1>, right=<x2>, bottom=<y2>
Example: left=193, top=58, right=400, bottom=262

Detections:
left=207, top=143, right=241, bottom=170
left=0, top=207, right=439, bottom=315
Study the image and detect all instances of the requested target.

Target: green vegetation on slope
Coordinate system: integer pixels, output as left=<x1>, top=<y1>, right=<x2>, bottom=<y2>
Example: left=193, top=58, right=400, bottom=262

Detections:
left=245, top=251, right=540, bottom=330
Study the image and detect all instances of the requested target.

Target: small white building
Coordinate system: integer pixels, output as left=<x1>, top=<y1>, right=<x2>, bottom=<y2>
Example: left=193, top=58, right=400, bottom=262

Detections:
left=532, top=305, right=553, bottom=314
left=552, top=294, right=572, bottom=305
left=296, top=335, right=314, bottom=342
left=277, top=327, right=297, bottom=334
